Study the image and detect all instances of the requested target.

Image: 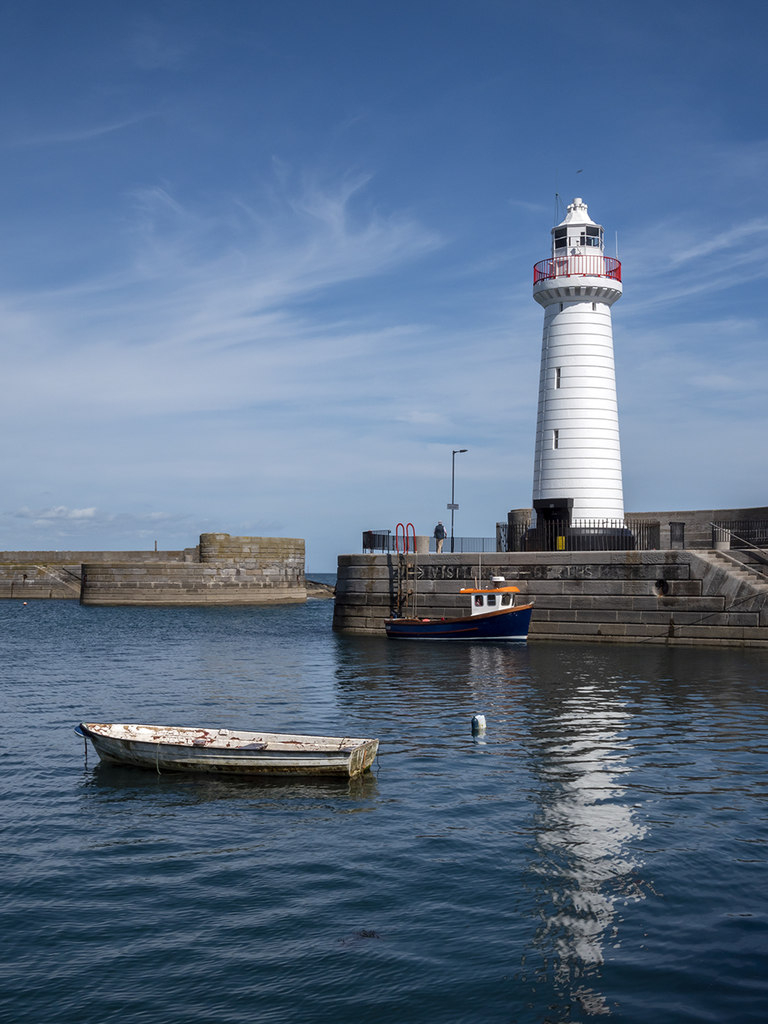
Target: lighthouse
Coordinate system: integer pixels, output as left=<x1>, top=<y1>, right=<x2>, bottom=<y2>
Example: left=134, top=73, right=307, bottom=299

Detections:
left=531, top=197, right=624, bottom=535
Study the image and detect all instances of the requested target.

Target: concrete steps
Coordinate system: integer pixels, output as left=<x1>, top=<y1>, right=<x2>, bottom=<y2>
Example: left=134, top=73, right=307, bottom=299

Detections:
left=705, top=549, right=768, bottom=589
left=690, top=550, right=768, bottom=602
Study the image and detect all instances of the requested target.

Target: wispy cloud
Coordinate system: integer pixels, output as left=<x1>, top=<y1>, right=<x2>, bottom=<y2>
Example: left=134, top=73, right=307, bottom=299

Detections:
left=1, top=505, right=200, bottom=543
left=10, top=114, right=155, bottom=148
left=0, top=169, right=537, bottom=562
left=667, top=219, right=768, bottom=267
left=13, top=506, right=97, bottom=523
left=1, top=175, right=445, bottom=423
left=621, top=213, right=768, bottom=313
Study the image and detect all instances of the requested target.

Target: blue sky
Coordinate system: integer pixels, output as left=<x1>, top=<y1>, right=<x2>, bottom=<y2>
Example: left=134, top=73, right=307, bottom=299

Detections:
left=1, top=0, right=767, bottom=570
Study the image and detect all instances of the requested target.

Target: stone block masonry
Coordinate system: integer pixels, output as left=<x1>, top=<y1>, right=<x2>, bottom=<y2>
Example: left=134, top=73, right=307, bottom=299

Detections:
left=332, top=550, right=768, bottom=648
left=0, top=535, right=306, bottom=606
left=0, top=550, right=188, bottom=600
left=80, top=535, right=305, bottom=606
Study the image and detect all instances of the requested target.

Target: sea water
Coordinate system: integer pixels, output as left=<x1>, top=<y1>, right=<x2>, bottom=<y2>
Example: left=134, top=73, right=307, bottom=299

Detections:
left=2, top=597, right=767, bottom=1023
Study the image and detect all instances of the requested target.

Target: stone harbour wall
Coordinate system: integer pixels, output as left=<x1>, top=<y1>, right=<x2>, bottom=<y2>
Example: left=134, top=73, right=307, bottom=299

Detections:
left=199, top=533, right=303, bottom=568
left=0, top=535, right=306, bottom=605
left=0, top=550, right=189, bottom=600
left=0, top=561, right=83, bottom=600
left=332, top=549, right=768, bottom=647
left=80, top=558, right=305, bottom=606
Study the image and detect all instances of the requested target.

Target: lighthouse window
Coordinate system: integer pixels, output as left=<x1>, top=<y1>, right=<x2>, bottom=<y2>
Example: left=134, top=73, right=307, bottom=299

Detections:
left=580, top=226, right=602, bottom=247
left=554, top=228, right=567, bottom=249
left=552, top=429, right=559, bottom=449
left=554, top=367, right=561, bottom=388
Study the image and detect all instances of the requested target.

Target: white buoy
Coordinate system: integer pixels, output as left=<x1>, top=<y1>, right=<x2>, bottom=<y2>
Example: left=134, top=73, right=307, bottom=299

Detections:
left=471, top=714, right=486, bottom=736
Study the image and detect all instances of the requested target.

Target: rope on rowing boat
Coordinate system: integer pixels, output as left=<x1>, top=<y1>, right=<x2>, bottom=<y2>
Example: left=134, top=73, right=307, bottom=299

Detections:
left=156, top=743, right=161, bottom=776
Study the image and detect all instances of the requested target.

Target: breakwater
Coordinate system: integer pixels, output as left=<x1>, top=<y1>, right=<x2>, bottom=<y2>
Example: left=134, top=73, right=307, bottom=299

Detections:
left=0, top=534, right=306, bottom=605
left=332, top=549, right=768, bottom=647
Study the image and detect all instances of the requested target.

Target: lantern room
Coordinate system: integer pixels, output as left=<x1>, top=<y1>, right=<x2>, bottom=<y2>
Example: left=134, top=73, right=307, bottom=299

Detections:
left=551, top=197, right=604, bottom=256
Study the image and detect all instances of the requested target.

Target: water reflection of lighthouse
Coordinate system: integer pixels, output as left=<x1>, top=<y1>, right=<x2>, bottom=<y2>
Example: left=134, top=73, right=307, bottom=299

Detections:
left=524, top=683, right=648, bottom=1010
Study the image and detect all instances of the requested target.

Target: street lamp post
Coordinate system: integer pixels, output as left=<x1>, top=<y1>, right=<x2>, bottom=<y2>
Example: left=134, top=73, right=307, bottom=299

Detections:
left=448, top=448, right=468, bottom=553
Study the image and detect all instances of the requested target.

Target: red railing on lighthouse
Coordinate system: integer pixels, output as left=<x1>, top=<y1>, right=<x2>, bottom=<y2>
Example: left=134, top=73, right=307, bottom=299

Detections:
left=533, top=254, right=622, bottom=285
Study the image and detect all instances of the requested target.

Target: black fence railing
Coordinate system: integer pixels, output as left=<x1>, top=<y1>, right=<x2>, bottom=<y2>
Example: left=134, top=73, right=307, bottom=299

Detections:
left=509, top=518, right=661, bottom=552
left=362, top=530, right=392, bottom=553
left=363, top=518, right=672, bottom=554
left=362, top=531, right=498, bottom=554
left=712, top=521, right=768, bottom=549
left=438, top=536, right=498, bottom=554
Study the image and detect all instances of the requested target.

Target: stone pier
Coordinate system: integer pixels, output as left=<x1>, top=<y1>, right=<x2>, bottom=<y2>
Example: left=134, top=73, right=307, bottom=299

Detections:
left=332, top=549, right=768, bottom=647
left=0, top=534, right=306, bottom=605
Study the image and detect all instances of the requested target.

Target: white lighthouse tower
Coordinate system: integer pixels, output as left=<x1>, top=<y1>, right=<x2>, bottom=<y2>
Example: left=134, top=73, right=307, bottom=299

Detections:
left=531, top=197, right=624, bottom=532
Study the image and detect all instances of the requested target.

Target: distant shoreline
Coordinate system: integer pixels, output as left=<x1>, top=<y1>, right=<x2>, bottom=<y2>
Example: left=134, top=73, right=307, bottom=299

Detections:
left=306, top=577, right=335, bottom=598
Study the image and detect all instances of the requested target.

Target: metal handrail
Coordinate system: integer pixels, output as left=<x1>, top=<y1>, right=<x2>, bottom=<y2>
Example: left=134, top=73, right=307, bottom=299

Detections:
left=709, top=522, right=768, bottom=577
left=394, top=523, right=416, bottom=555
left=710, top=522, right=768, bottom=551
left=362, top=533, right=498, bottom=554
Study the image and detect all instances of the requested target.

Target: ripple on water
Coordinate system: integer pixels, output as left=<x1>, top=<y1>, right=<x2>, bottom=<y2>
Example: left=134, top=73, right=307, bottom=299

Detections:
left=2, top=602, right=768, bottom=1023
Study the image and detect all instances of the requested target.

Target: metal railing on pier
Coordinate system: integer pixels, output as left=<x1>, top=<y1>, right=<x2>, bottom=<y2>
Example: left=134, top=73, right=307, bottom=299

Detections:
left=362, top=530, right=392, bottom=553
left=438, top=536, right=498, bottom=554
left=361, top=531, right=498, bottom=554
left=507, top=518, right=660, bottom=553
left=711, top=521, right=768, bottom=549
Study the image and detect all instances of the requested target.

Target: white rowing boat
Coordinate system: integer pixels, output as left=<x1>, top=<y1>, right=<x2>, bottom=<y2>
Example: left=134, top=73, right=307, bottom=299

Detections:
left=76, top=722, right=378, bottom=778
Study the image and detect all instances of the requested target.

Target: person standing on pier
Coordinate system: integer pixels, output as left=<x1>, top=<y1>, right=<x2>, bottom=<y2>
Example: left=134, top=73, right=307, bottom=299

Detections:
left=434, top=521, right=447, bottom=553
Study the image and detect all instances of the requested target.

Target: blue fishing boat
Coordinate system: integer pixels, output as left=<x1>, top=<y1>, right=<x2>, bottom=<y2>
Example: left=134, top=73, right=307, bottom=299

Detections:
left=385, top=577, right=533, bottom=641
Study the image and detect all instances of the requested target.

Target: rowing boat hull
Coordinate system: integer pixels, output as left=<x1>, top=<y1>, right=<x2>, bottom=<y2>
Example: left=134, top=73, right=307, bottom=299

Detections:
left=385, top=603, right=533, bottom=641
left=76, top=723, right=378, bottom=778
